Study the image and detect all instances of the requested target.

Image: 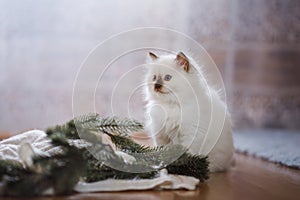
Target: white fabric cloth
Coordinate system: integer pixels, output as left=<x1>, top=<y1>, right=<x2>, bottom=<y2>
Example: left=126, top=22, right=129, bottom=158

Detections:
left=0, top=130, right=199, bottom=192
left=74, top=169, right=199, bottom=192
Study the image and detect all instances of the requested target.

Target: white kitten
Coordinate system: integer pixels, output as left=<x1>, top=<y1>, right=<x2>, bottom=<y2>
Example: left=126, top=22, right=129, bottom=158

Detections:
left=144, top=52, right=234, bottom=172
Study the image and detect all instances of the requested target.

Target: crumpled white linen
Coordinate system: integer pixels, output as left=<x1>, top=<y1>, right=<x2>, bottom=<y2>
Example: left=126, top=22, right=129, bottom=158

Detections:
left=74, top=169, right=199, bottom=192
left=0, top=130, right=199, bottom=192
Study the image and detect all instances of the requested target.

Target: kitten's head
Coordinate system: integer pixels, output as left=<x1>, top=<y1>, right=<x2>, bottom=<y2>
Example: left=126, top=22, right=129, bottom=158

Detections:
left=145, top=52, right=195, bottom=103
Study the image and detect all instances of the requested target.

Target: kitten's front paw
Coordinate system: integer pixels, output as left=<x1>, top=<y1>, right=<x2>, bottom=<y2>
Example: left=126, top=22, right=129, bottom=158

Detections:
left=115, top=151, right=136, bottom=164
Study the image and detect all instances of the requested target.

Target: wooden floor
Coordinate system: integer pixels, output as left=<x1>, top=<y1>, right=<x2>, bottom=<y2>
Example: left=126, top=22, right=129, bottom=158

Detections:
left=1, top=153, right=299, bottom=200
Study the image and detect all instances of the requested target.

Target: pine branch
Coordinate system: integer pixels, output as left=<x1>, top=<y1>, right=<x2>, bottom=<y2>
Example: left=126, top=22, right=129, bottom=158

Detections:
left=167, top=154, right=209, bottom=182
left=74, top=113, right=144, bottom=136
left=0, top=114, right=209, bottom=196
left=107, top=133, right=154, bottom=153
left=107, top=133, right=209, bottom=182
left=46, top=115, right=157, bottom=183
left=0, top=141, right=86, bottom=196
left=0, top=160, right=28, bottom=180
left=46, top=115, right=209, bottom=183
left=46, top=119, right=80, bottom=140
left=83, top=153, right=157, bottom=183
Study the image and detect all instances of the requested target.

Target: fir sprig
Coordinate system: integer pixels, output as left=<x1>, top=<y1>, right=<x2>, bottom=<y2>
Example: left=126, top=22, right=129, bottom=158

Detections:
left=0, top=136, right=86, bottom=196
left=0, top=113, right=209, bottom=196
left=74, top=113, right=144, bottom=136
left=167, top=154, right=209, bottom=182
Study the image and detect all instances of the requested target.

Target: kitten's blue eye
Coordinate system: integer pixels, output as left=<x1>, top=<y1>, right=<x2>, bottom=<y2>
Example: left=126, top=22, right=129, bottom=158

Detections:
left=153, top=75, right=156, bottom=81
left=164, top=74, right=172, bottom=81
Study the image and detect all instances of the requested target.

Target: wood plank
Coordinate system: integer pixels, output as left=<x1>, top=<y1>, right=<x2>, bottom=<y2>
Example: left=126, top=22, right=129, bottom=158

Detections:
left=1, top=153, right=300, bottom=200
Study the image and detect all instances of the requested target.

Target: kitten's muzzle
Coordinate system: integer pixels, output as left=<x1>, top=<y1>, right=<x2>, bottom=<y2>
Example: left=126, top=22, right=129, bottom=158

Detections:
left=154, top=83, right=163, bottom=91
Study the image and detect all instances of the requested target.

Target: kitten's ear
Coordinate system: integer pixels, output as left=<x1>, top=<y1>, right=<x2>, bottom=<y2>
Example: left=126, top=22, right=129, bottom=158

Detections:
left=175, top=52, right=189, bottom=72
left=149, top=52, right=158, bottom=61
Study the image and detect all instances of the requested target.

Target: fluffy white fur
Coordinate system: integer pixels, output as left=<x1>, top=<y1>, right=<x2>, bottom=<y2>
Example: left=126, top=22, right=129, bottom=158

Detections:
left=144, top=52, right=234, bottom=172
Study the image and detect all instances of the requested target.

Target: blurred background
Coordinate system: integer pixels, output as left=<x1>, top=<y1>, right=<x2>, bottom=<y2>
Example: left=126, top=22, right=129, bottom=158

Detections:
left=0, top=0, right=299, bottom=135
